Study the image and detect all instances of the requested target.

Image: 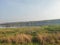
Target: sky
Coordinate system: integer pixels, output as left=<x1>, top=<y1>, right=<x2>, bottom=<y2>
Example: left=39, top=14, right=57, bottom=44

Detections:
left=0, top=0, right=60, bottom=23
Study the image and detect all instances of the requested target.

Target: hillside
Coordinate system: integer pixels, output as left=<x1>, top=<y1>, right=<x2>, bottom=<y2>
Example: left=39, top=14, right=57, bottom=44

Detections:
left=0, top=19, right=60, bottom=27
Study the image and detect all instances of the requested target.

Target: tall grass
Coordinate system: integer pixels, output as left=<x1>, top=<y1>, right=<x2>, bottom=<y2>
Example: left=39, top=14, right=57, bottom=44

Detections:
left=0, top=26, right=60, bottom=45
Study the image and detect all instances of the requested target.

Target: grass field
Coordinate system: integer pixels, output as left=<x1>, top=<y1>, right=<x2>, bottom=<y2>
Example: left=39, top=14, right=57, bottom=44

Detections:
left=0, top=25, right=60, bottom=45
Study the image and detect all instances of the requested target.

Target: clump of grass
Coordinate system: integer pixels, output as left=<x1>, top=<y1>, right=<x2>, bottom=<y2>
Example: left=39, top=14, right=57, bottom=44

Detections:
left=15, top=34, right=32, bottom=43
left=36, top=33, right=60, bottom=45
left=0, top=36, right=11, bottom=43
left=0, top=34, right=32, bottom=44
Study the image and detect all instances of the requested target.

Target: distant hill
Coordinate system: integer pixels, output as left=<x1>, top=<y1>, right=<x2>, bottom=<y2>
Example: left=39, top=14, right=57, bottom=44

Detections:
left=0, top=19, right=60, bottom=27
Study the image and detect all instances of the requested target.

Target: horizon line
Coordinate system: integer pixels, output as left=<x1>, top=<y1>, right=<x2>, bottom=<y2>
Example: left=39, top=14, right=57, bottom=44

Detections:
left=0, top=18, right=60, bottom=24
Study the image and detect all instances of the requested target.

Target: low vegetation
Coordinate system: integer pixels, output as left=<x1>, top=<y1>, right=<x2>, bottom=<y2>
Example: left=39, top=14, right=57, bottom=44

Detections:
left=0, top=25, right=60, bottom=45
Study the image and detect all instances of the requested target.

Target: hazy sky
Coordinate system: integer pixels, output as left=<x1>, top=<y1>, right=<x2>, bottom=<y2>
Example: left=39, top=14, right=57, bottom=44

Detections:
left=0, top=0, right=60, bottom=23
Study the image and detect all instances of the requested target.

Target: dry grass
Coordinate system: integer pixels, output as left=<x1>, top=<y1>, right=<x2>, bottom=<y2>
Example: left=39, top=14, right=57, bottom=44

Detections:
left=36, top=33, right=60, bottom=45
left=15, top=34, right=32, bottom=43
left=0, top=26, right=60, bottom=45
left=0, top=33, right=60, bottom=45
left=0, top=34, right=32, bottom=44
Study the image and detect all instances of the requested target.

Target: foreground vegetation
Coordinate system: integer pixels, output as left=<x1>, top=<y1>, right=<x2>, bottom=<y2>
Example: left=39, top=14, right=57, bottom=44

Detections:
left=0, top=25, right=60, bottom=45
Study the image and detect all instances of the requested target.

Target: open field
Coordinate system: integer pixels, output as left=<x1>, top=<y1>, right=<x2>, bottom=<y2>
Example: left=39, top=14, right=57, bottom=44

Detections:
left=0, top=25, right=60, bottom=45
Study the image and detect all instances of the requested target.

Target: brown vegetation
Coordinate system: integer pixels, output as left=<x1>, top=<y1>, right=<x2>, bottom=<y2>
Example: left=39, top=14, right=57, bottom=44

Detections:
left=0, top=34, right=32, bottom=44
left=0, top=26, right=60, bottom=45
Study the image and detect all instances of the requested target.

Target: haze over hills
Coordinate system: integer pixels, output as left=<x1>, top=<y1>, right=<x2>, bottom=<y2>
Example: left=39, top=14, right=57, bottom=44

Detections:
left=0, top=19, right=60, bottom=27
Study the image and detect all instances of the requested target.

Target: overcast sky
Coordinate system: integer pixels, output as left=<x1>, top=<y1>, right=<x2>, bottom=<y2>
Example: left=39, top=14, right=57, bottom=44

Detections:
left=0, top=0, right=60, bottom=23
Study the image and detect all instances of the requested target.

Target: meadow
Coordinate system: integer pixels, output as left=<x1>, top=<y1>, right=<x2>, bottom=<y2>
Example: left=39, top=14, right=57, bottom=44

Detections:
left=0, top=25, right=60, bottom=45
